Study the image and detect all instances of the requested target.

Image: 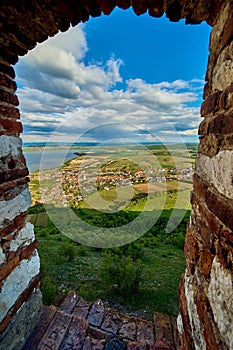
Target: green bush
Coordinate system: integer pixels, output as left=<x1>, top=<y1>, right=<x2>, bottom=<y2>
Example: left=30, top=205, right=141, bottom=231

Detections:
left=173, top=233, right=185, bottom=249
left=58, top=241, right=76, bottom=261
left=99, top=252, right=143, bottom=295
left=163, top=231, right=185, bottom=250
left=28, top=203, right=46, bottom=214
left=40, top=275, right=58, bottom=305
left=78, top=245, right=87, bottom=256
left=35, top=227, right=49, bottom=238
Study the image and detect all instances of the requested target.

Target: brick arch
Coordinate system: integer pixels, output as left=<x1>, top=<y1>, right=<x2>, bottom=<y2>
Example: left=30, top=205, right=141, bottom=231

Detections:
left=0, top=1, right=233, bottom=349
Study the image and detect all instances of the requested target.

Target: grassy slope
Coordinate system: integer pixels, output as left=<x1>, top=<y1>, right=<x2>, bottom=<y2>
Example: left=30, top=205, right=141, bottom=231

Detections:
left=29, top=191, right=187, bottom=318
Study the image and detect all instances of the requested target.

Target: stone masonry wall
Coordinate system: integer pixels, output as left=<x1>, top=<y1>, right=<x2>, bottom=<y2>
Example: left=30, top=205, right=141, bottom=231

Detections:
left=177, top=1, right=233, bottom=349
left=0, top=57, right=42, bottom=349
left=0, top=1, right=232, bottom=349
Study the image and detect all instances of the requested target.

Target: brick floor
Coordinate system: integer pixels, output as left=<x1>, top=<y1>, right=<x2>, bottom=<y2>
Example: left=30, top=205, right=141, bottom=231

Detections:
left=23, top=290, right=177, bottom=349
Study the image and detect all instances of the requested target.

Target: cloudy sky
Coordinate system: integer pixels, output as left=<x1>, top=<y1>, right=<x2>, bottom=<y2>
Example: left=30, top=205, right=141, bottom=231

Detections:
left=15, top=7, right=211, bottom=144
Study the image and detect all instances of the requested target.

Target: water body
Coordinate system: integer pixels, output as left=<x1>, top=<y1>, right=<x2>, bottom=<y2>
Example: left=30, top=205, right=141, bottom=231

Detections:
left=23, top=142, right=168, bottom=173
left=24, top=149, right=82, bottom=173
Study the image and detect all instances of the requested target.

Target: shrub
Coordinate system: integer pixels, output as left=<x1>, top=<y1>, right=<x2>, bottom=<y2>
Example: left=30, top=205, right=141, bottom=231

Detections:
left=173, top=233, right=185, bottom=249
left=35, top=227, right=49, bottom=238
left=99, top=252, right=143, bottom=295
left=40, top=275, right=58, bottom=305
left=163, top=231, right=185, bottom=250
left=79, top=245, right=87, bottom=256
left=126, top=242, right=144, bottom=261
left=58, top=241, right=76, bottom=261
left=28, top=203, right=46, bottom=214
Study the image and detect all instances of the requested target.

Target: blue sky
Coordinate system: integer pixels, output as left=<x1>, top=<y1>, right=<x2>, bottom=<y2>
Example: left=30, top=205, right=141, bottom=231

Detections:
left=15, top=7, right=211, bottom=144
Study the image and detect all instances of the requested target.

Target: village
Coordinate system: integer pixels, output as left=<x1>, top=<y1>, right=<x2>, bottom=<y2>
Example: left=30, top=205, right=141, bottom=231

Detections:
left=35, top=155, right=193, bottom=208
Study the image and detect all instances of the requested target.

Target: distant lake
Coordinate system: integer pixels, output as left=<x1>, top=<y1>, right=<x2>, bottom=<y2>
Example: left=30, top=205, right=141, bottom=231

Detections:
left=24, top=149, right=83, bottom=173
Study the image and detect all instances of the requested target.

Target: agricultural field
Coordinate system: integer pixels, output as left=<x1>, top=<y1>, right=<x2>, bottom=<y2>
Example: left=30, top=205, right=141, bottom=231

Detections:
left=27, top=143, right=197, bottom=319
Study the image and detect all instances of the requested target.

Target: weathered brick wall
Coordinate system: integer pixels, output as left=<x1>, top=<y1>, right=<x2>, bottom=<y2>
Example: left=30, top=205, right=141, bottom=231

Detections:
left=0, top=1, right=232, bottom=349
left=177, top=2, right=233, bottom=349
left=0, top=57, right=42, bottom=349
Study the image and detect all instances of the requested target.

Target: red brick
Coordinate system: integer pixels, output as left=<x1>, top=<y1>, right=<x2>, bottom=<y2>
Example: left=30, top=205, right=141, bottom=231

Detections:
left=8, top=251, right=17, bottom=261
left=20, top=240, right=38, bottom=260
left=184, top=226, right=199, bottom=273
left=0, top=167, right=29, bottom=184
left=0, top=177, right=29, bottom=199
left=0, top=74, right=17, bottom=92
left=192, top=174, right=208, bottom=202
left=206, top=190, right=233, bottom=230
left=199, top=247, right=213, bottom=280
left=0, top=221, right=17, bottom=238
left=15, top=212, right=28, bottom=230
left=193, top=177, right=233, bottom=231
left=0, top=314, right=12, bottom=335
left=0, top=255, right=20, bottom=282
left=0, top=89, right=19, bottom=106
left=0, top=212, right=27, bottom=238
left=0, top=105, right=20, bottom=119
left=0, top=119, right=22, bottom=133
left=197, top=201, right=221, bottom=237
left=2, top=232, right=15, bottom=243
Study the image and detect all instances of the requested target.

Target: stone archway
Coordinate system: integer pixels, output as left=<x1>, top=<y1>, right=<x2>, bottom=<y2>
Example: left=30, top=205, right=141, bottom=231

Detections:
left=0, top=1, right=232, bottom=349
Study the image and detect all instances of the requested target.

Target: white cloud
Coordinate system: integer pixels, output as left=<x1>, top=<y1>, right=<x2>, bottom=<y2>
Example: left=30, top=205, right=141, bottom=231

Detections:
left=127, top=78, right=197, bottom=112
left=180, top=128, right=198, bottom=135
left=15, top=25, right=203, bottom=143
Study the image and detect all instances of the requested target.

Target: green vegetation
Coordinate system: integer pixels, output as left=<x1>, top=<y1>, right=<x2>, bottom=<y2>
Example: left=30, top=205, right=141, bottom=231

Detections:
left=29, top=204, right=188, bottom=318
left=27, top=144, right=197, bottom=319
left=99, top=250, right=143, bottom=296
